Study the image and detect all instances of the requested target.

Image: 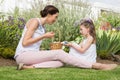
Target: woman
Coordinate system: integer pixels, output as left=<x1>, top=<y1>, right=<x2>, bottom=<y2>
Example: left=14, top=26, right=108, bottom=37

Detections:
left=14, top=5, right=117, bottom=70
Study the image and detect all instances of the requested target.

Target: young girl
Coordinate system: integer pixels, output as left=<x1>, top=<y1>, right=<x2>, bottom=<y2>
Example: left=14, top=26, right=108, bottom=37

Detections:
left=67, top=18, right=97, bottom=64
left=64, top=18, right=118, bottom=70
left=15, top=5, right=117, bottom=70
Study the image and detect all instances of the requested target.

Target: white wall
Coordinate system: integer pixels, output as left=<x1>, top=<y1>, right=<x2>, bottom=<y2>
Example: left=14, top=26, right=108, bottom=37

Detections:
left=1, top=0, right=120, bottom=20
left=86, top=0, right=120, bottom=20
left=0, top=0, right=15, bottom=12
left=0, top=0, right=55, bottom=13
left=0, top=0, right=34, bottom=13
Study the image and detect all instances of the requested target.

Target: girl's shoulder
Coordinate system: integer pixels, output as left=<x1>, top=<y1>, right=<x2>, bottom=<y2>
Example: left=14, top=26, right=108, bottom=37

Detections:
left=87, top=36, right=96, bottom=44
left=84, top=36, right=93, bottom=41
left=85, top=36, right=95, bottom=44
left=88, top=36, right=93, bottom=40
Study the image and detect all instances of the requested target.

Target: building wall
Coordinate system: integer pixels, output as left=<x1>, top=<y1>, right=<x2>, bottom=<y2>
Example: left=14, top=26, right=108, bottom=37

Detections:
left=0, top=0, right=54, bottom=13
left=0, top=0, right=120, bottom=20
left=0, top=0, right=32, bottom=13
left=90, top=2, right=120, bottom=20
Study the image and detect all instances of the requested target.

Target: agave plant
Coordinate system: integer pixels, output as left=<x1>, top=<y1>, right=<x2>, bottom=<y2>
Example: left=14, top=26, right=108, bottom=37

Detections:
left=96, top=30, right=120, bottom=59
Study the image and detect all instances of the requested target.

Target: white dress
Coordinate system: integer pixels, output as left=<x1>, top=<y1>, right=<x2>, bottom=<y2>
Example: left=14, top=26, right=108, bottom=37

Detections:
left=69, top=39, right=97, bottom=63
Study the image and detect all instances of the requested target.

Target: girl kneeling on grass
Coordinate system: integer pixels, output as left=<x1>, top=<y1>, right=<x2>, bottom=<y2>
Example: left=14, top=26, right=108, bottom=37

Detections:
left=14, top=5, right=117, bottom=70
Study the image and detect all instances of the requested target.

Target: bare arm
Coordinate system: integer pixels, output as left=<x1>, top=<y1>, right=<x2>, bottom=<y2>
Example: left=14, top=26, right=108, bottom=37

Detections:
left=66, top=37, right=93, bottom=53
left=22, top=18, right=55, bottom=47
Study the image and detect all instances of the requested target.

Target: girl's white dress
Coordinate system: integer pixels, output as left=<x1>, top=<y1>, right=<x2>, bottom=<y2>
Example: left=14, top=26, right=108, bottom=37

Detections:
left=69, top=39, right=97, bottom=63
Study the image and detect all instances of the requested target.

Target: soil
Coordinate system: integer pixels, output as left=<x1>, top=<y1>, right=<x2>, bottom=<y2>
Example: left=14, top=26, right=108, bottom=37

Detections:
left=0, top=56, right=16, bottom=66
left=0, top=56, right=120, bottom=67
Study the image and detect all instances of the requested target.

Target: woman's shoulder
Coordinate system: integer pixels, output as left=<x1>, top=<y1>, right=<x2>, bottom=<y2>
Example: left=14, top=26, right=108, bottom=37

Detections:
left=26, top=18, right=39, bottom=29
left=28, top=18, right=39, bottom=23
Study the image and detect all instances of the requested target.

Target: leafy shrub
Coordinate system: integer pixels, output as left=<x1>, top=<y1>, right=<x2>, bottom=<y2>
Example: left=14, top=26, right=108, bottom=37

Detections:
left=0, top=47, right=14, bottom=59
left=97, top=12, right=120, bottom=28
left=0, top=14, right=26, bottom=58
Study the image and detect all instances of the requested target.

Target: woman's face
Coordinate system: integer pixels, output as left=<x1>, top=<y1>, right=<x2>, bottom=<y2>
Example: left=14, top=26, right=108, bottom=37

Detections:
left=80, top=25, right=89, bottom=36
left=47, top=13, right=59, bottom=24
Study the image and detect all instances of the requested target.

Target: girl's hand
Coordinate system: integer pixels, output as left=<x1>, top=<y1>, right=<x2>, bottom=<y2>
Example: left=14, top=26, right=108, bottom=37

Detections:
left=43, top=32, right=55, bottom=38
left=64, top=42, right=72, bottom=47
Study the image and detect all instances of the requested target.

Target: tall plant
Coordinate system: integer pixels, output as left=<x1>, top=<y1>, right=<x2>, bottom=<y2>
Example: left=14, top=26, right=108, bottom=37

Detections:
left=96, top=30, right=120, bottom=59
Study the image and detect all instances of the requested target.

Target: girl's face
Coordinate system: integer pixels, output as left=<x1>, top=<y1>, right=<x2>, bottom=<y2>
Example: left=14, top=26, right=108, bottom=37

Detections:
left=47, top=13, right=58, bottom=24
left=80, top=25, right=89, bottom=36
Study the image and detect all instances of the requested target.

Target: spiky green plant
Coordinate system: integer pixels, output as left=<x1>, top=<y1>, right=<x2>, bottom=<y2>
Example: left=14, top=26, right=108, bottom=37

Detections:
left=96, top=30, right=120, bottom=59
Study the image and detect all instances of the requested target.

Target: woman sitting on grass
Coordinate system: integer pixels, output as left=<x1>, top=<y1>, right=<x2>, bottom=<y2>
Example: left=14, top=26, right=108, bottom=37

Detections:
left=14, top=5, right=117, bottom=70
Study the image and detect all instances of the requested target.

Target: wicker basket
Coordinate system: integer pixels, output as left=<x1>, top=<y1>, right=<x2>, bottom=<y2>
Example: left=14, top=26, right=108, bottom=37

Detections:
left=50, top=42, right=62, bottom=50
left=50, top=29, right=62, bottom=50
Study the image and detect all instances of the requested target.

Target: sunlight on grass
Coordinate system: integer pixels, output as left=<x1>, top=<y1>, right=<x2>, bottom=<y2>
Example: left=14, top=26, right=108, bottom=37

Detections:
left=0, top=66, right=120, bottom=80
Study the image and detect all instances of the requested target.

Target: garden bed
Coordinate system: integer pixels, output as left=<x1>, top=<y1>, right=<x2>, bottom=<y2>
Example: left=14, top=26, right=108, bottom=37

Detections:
left=0, top=56, right=16, bottom=66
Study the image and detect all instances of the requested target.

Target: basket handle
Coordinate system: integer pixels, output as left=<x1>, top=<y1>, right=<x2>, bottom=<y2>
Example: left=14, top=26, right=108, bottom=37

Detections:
left=52, top=29, right=61, bottom=42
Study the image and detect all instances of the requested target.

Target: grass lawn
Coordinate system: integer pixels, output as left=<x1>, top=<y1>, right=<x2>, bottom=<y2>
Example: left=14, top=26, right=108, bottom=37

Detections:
left=0, top=66, right=120, bottom=80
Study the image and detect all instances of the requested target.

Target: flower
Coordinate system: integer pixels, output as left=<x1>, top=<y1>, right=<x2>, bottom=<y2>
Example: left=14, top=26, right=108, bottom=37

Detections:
left=112, top=28, right=116, bottom=32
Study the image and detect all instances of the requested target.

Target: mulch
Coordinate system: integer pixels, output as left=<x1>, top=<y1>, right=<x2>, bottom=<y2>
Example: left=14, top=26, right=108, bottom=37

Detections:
left=0, top=56, right=120, bottom=67
left=0, top=56, right=16, bottom=66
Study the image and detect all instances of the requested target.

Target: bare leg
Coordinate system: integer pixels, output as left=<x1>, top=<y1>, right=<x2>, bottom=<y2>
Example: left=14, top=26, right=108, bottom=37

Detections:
left=92, top=63, right=118, bottom=70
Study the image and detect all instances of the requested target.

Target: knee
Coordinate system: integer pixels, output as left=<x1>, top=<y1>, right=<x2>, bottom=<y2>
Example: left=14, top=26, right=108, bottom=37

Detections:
left=59, top=62, right=64, bottom=67
left=55, top=61, right=64, bottom=67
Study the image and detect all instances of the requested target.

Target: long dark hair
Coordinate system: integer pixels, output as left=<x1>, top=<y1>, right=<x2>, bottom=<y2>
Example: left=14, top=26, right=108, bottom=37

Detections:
left=80, top=18, right=96, bottom=42
left=40, top=5, right=59, bottom=17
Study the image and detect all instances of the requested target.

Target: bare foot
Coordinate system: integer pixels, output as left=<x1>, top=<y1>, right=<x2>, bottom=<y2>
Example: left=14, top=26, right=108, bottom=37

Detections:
left=22, top=65, right=34, bottom=69
left=100, top=64, right=118, bottom=70
left=92, top=63, right=118, bottom=70
left=17, top=63, right=34, bottom=70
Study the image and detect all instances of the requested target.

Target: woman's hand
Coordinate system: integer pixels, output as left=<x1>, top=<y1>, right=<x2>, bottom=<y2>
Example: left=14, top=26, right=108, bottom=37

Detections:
left=43, top=32, right=55, bottom=38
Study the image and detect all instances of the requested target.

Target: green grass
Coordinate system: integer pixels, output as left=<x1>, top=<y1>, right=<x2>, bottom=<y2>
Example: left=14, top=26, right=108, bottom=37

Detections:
left=0, top=66, right=120, bottom=80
